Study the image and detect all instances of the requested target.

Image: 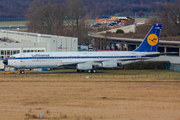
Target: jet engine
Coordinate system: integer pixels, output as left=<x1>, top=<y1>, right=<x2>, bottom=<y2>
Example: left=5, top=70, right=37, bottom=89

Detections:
left=76, top=63, right=92, bottom=70
left=101, top=61, right=118, bottom=68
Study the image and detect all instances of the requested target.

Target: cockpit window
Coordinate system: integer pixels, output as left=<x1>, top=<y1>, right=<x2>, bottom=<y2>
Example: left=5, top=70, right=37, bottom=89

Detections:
left=9, top=56, right=16, bottom=59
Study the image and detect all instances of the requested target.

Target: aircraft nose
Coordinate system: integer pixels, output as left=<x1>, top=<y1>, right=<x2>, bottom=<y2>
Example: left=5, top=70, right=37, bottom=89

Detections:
left=3, top=58, right=8, bottom=65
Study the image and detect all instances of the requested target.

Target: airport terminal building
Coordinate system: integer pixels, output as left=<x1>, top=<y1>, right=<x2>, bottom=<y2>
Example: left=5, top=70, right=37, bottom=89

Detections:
left=0, top=30, right=78, bottom=60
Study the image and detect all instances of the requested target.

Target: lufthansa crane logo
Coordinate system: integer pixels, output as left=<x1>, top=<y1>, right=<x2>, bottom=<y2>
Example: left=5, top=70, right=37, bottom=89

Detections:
left=147, top=34, right=158, bottom=46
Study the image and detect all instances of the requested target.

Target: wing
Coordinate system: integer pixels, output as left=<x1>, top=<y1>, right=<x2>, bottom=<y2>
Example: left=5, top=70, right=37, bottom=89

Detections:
left=57, top=52, right=178, bottom=67
left=57, top=60, right=104, bottom=66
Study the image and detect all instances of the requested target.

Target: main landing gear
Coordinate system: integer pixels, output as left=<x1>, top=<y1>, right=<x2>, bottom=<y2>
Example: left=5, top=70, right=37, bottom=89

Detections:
left=77, top=69, right=97, bottom=73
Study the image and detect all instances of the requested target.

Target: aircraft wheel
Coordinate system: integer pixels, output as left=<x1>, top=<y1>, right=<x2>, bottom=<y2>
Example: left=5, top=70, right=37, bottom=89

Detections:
left=20, top=70, right=25, bottom=74
left=77, top=69, right=79, bottom=73
left=88, top=70, right=92, bottom=73
left=92, top=69, right=97, bottom=73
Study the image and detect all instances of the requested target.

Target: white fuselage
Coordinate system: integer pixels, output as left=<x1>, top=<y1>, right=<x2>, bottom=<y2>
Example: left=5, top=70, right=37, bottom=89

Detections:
left=7, top=51, right=156, bottom=69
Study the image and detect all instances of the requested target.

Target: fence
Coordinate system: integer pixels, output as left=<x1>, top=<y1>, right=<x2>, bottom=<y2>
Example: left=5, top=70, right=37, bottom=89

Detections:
left=169, top=64, right=180, bottom=72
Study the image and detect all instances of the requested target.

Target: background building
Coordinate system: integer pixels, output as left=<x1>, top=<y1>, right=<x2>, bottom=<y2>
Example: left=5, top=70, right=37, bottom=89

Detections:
left=0, top=30, right=78, bottom=60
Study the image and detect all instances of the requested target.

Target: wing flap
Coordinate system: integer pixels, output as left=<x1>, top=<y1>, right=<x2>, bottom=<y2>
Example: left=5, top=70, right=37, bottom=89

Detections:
left=117, top=57, right=148, bottom=62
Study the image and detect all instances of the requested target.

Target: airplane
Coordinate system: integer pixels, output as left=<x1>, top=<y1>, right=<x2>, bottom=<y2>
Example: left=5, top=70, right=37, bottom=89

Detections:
left=3, top=24, right=163, bottom=74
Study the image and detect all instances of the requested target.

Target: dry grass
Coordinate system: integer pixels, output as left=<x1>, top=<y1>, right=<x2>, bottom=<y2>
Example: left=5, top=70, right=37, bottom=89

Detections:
left=2, top=69, right=180, bottom=81
left=0, top=70, right=180, bottom=120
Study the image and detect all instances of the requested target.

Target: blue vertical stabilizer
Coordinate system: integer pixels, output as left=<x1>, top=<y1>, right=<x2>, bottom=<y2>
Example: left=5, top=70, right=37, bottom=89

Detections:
left=134, top=24, right=162, bottom=52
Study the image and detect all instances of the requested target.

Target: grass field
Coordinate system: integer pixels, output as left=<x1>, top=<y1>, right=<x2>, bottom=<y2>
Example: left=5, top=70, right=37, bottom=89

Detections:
left=2, top=69, right=180, bottom=81
left=0, top=21, right=27, bottom=26
left=0, top=69, right=180, bottom=120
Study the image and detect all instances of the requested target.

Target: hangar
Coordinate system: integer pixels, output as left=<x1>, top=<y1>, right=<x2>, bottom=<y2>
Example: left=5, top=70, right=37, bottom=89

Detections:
left=0, top=30, right=78, bottom=60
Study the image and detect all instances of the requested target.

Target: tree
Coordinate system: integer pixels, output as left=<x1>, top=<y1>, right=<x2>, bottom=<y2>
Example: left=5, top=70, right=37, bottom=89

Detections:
left=150, top=1, right=180, bottom=36
left=65, top=0, right=83, bottom=35
left=26, top=3, right=57, bottom=34
left=137, top=11, right=144, bottom=17
left=53, top=3, right=67, bottom=35
left=116, top=29, right=124, bottom=33
left=76, top=13, right=92, bottom=45
left=168, top=1, right=180, bottom=36
left=26, top=0, right=89, bottom=45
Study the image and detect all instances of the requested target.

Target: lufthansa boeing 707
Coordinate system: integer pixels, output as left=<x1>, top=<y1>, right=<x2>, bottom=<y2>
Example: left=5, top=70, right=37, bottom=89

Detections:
left=3, top=24, right=163, bottom=74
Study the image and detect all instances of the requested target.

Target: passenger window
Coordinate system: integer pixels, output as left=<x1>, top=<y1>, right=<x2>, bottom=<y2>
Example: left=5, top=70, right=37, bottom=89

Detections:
left=1, top=50, right=4, bottom=55
left=13, top=50, right=16, bottom=54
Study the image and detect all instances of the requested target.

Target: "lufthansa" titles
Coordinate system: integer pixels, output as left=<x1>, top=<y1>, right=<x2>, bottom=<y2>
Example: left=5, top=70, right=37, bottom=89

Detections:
left=31, top=54, right=50, bottom=57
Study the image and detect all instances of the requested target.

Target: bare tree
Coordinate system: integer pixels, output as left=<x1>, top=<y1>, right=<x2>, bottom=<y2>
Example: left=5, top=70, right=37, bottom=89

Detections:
left=150, top=1, right=180, bottom=36
left=26, top=3, right=57, bottom=34
left=76, top=13, right=92, bottom=44
left=137, top=11, right=144, bottom=17
left=168, top=1, right=180, bottom=35
left=65, top=0, right=83, bottom=33
left=26, top=0, right=90, bottom=45
left=53, top=3, right=67, bottom=35
left=158, top=3, right=175, bottom=36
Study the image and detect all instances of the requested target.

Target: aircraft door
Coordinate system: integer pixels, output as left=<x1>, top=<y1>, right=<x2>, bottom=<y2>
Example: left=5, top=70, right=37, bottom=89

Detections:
left=20, top=54, right=26, bottom=68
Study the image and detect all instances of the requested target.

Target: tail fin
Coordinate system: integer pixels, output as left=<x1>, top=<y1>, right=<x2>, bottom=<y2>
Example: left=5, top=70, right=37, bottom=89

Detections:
left=134, top=24, right=162, bottom=52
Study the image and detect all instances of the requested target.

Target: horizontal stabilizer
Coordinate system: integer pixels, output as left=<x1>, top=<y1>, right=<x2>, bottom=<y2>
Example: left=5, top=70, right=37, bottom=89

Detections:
left=144, top=52, right=178, bottom=57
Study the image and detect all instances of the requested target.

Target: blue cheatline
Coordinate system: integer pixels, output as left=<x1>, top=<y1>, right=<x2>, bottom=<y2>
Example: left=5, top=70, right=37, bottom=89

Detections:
left=134, top=24, right=162, bottom=52
left=13, top=55, right=146, bottom=60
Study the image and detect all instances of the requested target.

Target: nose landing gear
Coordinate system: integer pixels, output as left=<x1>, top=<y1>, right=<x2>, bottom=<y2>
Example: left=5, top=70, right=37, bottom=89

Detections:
left=20, top=70, right=25, bottom=74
